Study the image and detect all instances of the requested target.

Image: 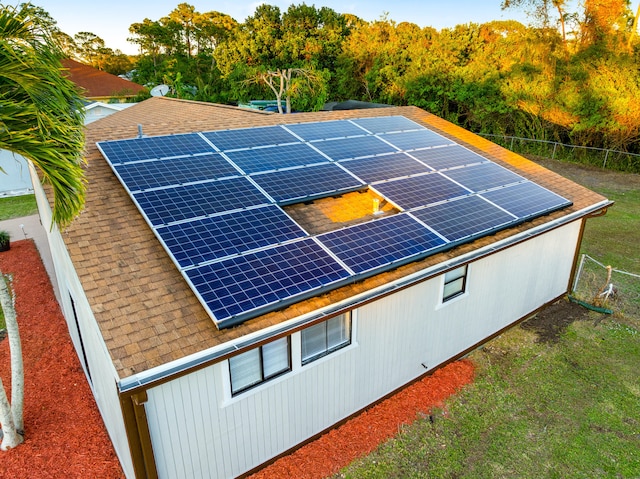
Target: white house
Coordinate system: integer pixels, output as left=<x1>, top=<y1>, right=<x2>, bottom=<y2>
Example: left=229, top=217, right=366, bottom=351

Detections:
left=31, top=97, right=610, bottom=478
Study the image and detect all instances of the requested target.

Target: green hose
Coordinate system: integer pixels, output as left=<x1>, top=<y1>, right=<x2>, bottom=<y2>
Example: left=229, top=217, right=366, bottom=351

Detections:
left=568, top=294, right=614, bottom=314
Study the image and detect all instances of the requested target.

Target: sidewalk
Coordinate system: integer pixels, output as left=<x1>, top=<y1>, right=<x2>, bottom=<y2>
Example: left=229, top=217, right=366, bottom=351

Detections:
left=0, top=214, right=59, bottom=301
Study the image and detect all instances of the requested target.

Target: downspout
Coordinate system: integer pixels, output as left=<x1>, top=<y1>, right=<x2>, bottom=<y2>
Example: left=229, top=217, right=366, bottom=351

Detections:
left=120, top=389, right=158, bottom=479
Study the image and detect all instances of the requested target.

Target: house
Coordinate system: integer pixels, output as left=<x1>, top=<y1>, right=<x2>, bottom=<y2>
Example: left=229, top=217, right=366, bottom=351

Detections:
left=61, top=59, right=146, bottom=102
left=30, top=97, right=610, bottom=478
left=84, top=101, right=136, bottom=124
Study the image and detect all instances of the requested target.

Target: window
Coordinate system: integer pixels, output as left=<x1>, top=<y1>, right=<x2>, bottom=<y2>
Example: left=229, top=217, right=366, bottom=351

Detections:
left=442, top=265, right=468, bottom=302
left=301, top=313, right=351, bottom=365
left=229, top=337, right=290, bottom=395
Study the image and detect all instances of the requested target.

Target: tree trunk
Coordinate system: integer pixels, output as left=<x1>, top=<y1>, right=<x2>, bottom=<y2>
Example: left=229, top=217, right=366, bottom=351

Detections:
left=0, top=376, right=22, bottom=450
left=0, top=274, right=23, bottom=437
left=285, top=69, right=293, bottom=114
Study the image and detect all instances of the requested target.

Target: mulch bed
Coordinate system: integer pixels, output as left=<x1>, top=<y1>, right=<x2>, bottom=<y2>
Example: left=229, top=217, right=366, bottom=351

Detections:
left=0, top=239, right=475, bottom=478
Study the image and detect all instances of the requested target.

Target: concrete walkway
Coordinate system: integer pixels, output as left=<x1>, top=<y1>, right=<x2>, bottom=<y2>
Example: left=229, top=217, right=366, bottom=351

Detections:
left=0, top=214, right=59, bottom=301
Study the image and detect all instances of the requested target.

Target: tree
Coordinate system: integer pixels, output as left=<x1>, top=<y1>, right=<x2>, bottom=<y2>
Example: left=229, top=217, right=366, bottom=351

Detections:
left=0, top=3, right=86, bottom=229
left=0, top=3, right=87, bottom=449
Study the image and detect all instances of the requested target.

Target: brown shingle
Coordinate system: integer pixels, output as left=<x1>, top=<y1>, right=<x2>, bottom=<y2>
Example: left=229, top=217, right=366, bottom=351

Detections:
left=63, top=97, right=607, bottom=378
left=62, top=59, right=146, bottom=100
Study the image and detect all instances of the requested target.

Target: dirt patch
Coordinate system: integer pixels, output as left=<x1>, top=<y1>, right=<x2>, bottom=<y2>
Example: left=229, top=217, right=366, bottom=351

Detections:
left=520, top=298, right=591, bottom=343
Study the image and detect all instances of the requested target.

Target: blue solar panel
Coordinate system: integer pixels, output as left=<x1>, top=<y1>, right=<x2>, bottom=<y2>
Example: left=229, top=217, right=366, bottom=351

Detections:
left=113, top=153, right=239, bottom=192
left=98, top=133, right=214, bottom=164
left=285, top=120, right=367, bottom=141
left=157, top=205, right=307, bottom=268
left=481, top=182, right=572, bottom=219
left=311, top=135, right=398, bottom=160
left=251, top=164, right=364, bottom=204
left=409, top=145, right=487, bottom=170
left=380, top=130, right=452, bottom=151
left=373, top=173, right=470, bottom=210
left=202, top=126, right=299, bottom=151
left=352, top=116, right=422, bottom=134
left=411, top=195, right=516, bottom=242
left=224, top=143, right=329, bottom=174
left=133, top=177, right=269, bottom=226
left=318, top=214, right=446, bottom=275
left=442, top=163, right=523, bottom=193
left=340, top=152, right=432, bottom=183
left=185, top=238, right=351, bottom=325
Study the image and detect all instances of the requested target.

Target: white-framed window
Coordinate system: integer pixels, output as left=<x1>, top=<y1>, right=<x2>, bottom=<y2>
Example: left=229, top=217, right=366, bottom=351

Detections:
left=442, top=265, right=468, bottom=302
left=301, top=313, right=351, bottom=365
left=229, top=336, right=290, bottom=396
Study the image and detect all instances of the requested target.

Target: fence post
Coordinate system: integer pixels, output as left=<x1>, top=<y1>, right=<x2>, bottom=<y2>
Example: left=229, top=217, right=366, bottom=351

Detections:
left=603, top=149, right=610, bottom=169
left=552, top=142, right=558, bottom=160
left=510, top=137, right=514, bottom=150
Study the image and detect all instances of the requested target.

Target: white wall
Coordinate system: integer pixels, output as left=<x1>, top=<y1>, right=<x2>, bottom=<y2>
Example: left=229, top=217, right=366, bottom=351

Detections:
left=144, top=220, right=581, bottom=479
left=0, top=150, right=33, bottom=196
left=30, top=164, right=136, bottom=479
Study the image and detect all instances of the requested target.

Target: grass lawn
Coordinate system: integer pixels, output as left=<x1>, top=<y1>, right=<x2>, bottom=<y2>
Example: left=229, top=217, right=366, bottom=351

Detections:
left=0, top=194, right=37, bottom=221
left=337, top=160, right=640, bottom=479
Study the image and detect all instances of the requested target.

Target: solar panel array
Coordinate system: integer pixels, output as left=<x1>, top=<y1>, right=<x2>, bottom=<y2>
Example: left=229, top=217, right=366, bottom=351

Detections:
left=97, top=115, right=572, bottom=328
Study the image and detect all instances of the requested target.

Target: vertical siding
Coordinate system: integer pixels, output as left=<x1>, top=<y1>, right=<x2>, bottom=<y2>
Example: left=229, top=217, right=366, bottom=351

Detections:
left=144, top=221, right=581, bottom=479
left=30, top=167, right=136, bottom=478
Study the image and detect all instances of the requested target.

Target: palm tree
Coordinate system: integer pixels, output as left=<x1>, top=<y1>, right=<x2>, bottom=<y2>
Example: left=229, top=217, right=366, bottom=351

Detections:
left=0, top=4, right=86, bottom=450
left=0, top=3, right=86, bottom=229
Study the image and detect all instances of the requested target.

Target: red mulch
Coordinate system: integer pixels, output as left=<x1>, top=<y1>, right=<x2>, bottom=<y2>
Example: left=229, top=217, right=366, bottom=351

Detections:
left=0, top=240, right=124, bottom=478
left=0, top=239, right=475, bottom=479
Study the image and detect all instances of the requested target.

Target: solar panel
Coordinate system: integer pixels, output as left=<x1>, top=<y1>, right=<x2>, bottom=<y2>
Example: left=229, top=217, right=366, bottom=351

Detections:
left=133, top=177, right=269, bottom=226
left=380, top=130, right=452, bottom=151
left=480, top=182, right=572, bottom=219
left=311, top=135, right=398, bottom=160
left=251, top=164, right=364, bottom=204
left=285, top=120, right=367, bottom=141
left=157, top=205, right=307, bottom=268
left=202, top=126, right=299, bottom=151
left=373, top=173, right=470, bottom=210
left=409, top=145, right=487, bottom=170
left=339, top=152, right=432, bottom=184
left=224, top=143, right=329, bottom=174
left=98, top=133, right=214, bottom=164
left=318, top=214, right=446, bottom=275
left=185, top=238, right=351, bottom=326
left=441, top=162, right=524, bottom=193
left=411, top=195, right=516, bottom=242
left=352, top=116, right=423, bottom=134
left=113, top=153, right=239, bottom=192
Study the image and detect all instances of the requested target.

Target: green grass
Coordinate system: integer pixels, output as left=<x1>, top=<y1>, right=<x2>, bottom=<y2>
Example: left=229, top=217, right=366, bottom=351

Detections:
left=0, top=194, right=37, bottom=221
left=337, top=162, right=640, bottom=479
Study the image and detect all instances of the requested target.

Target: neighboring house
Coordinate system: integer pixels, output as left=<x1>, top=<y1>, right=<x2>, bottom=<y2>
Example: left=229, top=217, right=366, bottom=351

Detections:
left=30, top=97, right=611, bottom=479
left=0, top=149, right=33, bottom=196
left=61, top=58, right=146, bottom=102
left=84, top=101, right=136, bottom=124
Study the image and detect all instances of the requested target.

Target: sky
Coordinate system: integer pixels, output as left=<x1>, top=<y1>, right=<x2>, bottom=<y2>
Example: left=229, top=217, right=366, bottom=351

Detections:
left=26, top=0, right=531, bottom=54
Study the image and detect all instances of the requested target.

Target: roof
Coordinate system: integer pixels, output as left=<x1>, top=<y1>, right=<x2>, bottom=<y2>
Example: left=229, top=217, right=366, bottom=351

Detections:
left=64, top=97, right=608, bottom=378
left=61, top=59, right=146, bottom=100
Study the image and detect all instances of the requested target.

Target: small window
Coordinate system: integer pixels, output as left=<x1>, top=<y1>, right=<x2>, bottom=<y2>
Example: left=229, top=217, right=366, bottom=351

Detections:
left=301, top=313, right=351, bottom=365
left=442, top=265, right=468, bottom=302
left=229, top=337, right=290, bottom=395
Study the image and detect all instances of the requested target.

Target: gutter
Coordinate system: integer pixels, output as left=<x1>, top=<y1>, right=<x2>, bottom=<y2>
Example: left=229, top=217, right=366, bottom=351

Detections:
left=117, top=198, right=613, bottom=394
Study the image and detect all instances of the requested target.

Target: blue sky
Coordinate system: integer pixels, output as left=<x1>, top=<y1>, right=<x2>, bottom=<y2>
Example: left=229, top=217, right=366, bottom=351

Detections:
left=28, top=1, right=530, bottom=54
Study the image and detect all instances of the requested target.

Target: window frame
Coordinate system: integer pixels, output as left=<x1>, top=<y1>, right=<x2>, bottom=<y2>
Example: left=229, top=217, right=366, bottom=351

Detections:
left=442, top=265, right=468, bottom=303
left=301, top=312, right=352, bottom=365
left=228, top=336, right=291, bottom=396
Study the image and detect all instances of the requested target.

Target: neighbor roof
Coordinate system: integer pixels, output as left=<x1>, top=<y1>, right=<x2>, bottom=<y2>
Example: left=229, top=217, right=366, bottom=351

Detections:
left=63, top=97, right=607, bottom=378
left=62, top=59, right=146, bottom=100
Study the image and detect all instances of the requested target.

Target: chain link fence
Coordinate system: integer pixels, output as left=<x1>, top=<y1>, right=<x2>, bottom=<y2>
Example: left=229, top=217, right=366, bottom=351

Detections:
left=478, top=134, right=640, bottom=174
left=571, top=254, right=640, bottom=321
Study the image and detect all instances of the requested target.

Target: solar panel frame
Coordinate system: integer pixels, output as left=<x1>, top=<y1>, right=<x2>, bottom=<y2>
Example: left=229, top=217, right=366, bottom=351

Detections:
left=250, top=163, right=365, bottom=204
left=284, top=120, right=368, bottom=141
left=409, top=145, right=487, bottom=171
left=480, top=182, right=573, bottom=219
left=184, top=238, right=352, bottom=326
left=339, top=152, right=433, bottom=184
left=317, top=214, right=447, bottom=275
left=223, top=142, right=330, bottom=174
left=202, top=126, right=300, bottom=151
left=410, top=195, right=517, bottom=242
left=97, top=133, right=215, bottom=164
left=157, top=205, right=308, bottom=268
left=310, top=135, right=398, bottom=161
left=379, top=130, right=453, bottom=151
left=351, top=116, right=424, bottom=134
left=440, top=162, right=524, bottom=193
left=372, top=173, right=471, bottom=210
left=112, top=153, right=240, bottom=192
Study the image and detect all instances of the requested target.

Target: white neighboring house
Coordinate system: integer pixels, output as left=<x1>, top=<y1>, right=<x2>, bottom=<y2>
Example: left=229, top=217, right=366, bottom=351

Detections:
left=84, top=101, right=136, bottom=124
left=30, top=97, right=611, bottom=479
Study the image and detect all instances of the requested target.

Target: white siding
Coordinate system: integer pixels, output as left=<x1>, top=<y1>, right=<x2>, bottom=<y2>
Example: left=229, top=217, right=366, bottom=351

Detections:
left=30, top=165, right=136, bottom=479
left=144, top=221, right=581, bottom=479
